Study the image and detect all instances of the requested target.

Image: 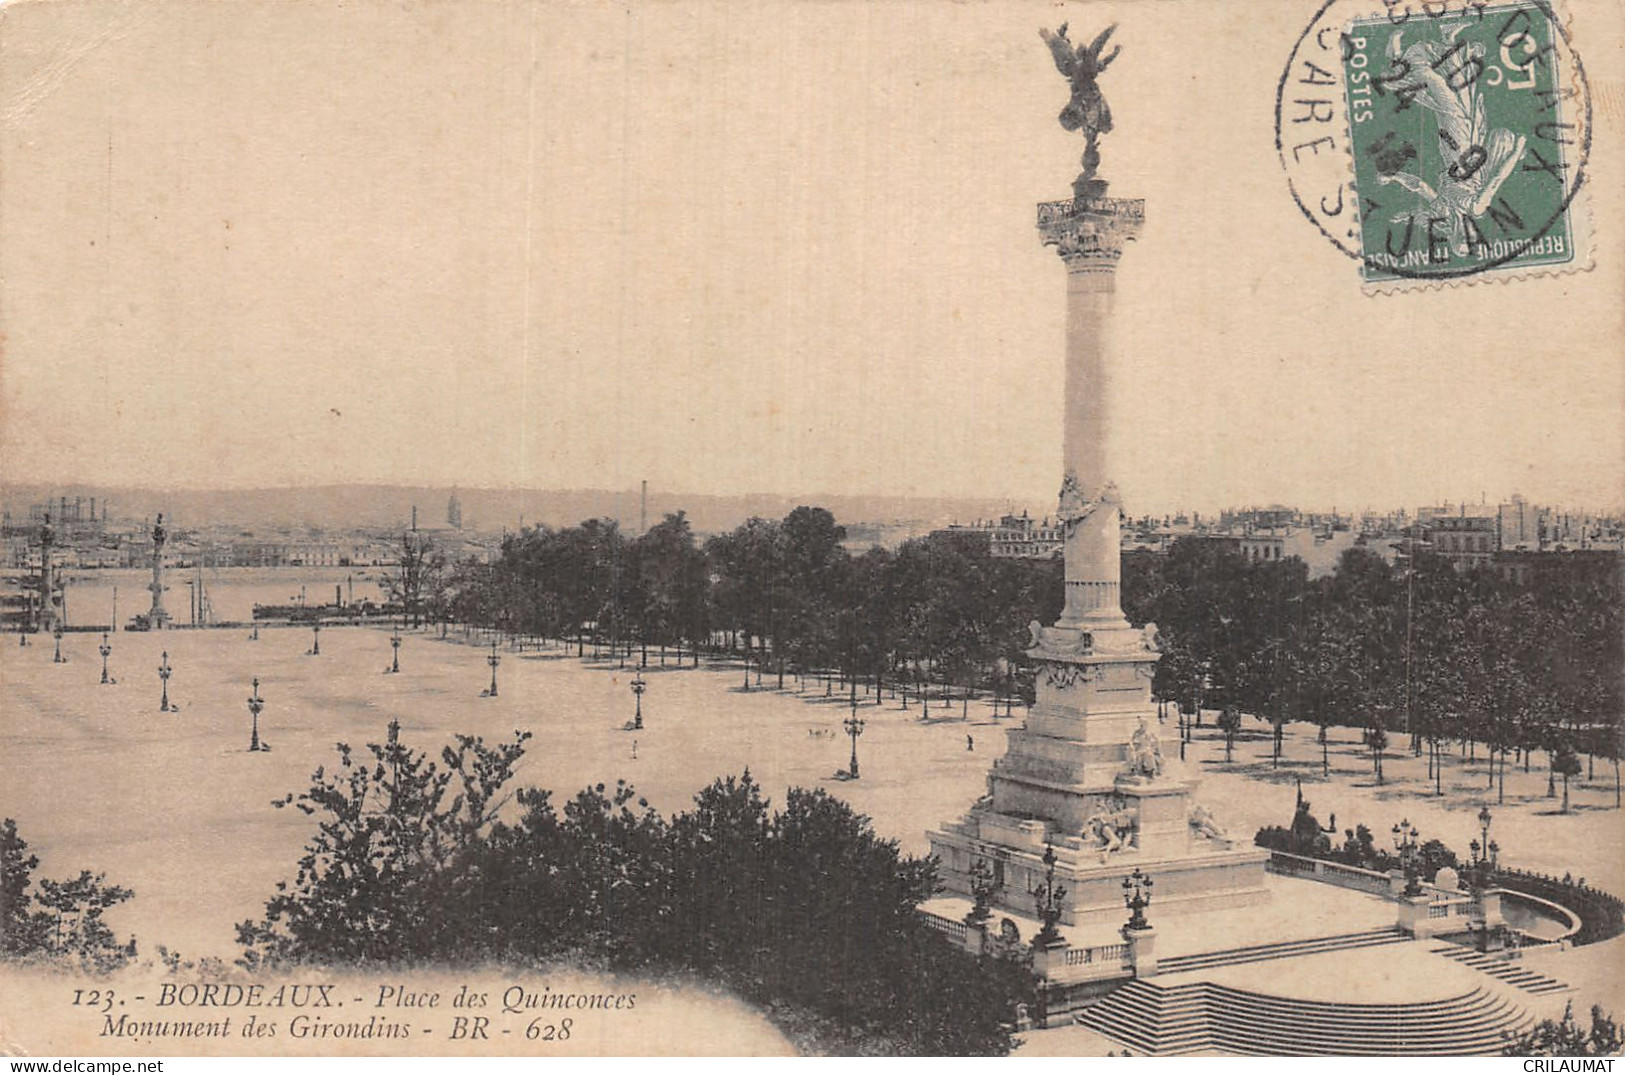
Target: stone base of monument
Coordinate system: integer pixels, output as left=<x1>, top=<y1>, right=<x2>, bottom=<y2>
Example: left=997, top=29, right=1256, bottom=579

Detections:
left=929, top=818, right=1270, bottom=929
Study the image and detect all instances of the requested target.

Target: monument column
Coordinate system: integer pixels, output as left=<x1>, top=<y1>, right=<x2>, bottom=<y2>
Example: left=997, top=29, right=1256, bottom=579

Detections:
left=927, top=24, right=1268, bottom=944
left=37, top=513, right=58, bottom=635
left=148, top=514, right=171, bottom=630
left=1040, top=198, right=1144, bottom=633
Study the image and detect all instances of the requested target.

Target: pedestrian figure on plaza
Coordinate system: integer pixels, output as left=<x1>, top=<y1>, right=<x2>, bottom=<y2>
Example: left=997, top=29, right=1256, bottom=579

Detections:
left=967, top=734, right=975, bottom=752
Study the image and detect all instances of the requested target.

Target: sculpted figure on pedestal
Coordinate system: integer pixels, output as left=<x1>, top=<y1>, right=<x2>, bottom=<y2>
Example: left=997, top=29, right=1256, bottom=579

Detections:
left=1084, top=795, right=1137, bottom=856
left=1056, top=475, right=1120, bottom=527
left=1129, top=717, right=1164, bottom=779
left=1189, top=802, right=1227, bottom=841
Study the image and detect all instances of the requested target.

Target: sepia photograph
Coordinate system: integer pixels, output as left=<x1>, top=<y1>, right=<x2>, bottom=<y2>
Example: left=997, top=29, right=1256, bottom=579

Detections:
left=1, top=0, right=1622, bottom=1059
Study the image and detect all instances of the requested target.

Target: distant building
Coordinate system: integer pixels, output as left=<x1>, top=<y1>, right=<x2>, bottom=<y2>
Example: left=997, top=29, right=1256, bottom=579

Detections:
left=1427, top=514, right=1499, bottom=570
left=1177, top=526, right=1364, bottom=580
left=230, top=541, right=343, bottom=567
left=1493, top=548, right=1622, bottom=587
left=1219, top=506, right=1298, bottom=531
left=932, top=512, right=1061, bottom=559
left=1496, top=494, right=1546, bottom=551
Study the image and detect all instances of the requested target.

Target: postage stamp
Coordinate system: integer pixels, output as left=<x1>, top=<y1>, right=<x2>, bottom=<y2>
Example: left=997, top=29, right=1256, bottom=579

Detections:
left=1278, top=0, right=1593, bottom=292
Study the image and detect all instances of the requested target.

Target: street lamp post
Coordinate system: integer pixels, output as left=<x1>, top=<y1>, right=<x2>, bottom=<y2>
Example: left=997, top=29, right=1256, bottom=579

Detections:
left=631, top=671, right=646, bottom=730
left=309, top=623, right=321, bottom=656
left=99, top=633, right=112, bottom=684
left=486, top=641, right=500, bottom=697
left=843, top=704, right=866, bottom=779
left=390, top=630, right=402, bottom=674
left=1031, top=842, right=1067, bottom=947
left=247, top=678, right=266, bottom=752
left=158, top=651, right=173, bottom=712
left=53, top=625, right=65, bottom=664
left=1392, top=818, right=1422, bottom=896
left=1467, top=806, right=1499, bottom=888
left=1123, top=866, right=1155, bottom=932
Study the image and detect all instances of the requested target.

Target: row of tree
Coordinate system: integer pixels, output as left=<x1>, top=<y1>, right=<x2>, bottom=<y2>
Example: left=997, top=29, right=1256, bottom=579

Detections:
left=410, top=507, right=1622, bottom=799
left=425, top=508, right=1057, bottom=703
left=1134, top=539, right=1622, bottom=802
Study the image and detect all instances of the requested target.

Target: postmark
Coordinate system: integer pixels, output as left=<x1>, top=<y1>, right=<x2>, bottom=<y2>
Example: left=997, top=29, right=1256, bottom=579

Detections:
left=1277, top=0, right=1593, bottom=291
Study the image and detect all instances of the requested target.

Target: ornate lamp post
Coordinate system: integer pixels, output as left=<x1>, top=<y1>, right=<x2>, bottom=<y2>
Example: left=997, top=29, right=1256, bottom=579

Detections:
left=389, top=630, right=402, bottom=674
left=247, top=678, right=266, bottom=752
left=158, top=651, right=173, bottom=712
left=1123, top=867, right=1154, bottom=931
left=250, top=620, right=260, bottom=641
left=966, top=857, right=999, bottom=928
left=1031, top=842, right=1068, bottom=947
left=309, top=623, right=321, bottom=656
left=1392, top=818, right=1422, bottom=896
left=98, top=633, right=112, bottom=684
left=486, top=641, right=500, bottom=697
left=630, top=671, right=646, bottom=730
left=1467, top=806, right=1499, bottom=888
left=52, top=625, right=65, bottom=664
left=843, top=705, right=866, bottom=779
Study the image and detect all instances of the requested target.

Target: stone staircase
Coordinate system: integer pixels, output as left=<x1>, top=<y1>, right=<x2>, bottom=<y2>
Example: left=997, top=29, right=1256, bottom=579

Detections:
left=1075, top=979, right=1530, bottom=1055
left=1430, top=944, right=1572, bottom=996
left=1155, top=926, right=1411, bottom=975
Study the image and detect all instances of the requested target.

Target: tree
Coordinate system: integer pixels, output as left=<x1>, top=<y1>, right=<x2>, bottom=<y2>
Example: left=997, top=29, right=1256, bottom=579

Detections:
left=632, top=512, right=709, bottom=659
left=1, top=818, right=136, bottom=971
left=388, top=529, right=448, bottom=629
left=239, top=742, right=1031, bottom=1055
left=237, top=726, right=530, bottom=966
left=1369, top=716, right=1388, bottom=785
left=1503, top=1002, right=1623, bottom=1056
left=1217, top=706, right=1241, bottom=763
left=1553, top=737, right=1583, bottom=814
left=0, top=818, right=40, bottom=956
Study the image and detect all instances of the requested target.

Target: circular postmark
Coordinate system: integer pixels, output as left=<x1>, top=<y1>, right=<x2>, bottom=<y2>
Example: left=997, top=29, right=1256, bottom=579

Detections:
left=1277, top=0, right=1592, bottom=286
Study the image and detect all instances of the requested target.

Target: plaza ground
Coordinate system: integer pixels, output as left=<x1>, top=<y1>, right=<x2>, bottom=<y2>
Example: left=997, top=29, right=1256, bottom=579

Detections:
left=2, top=624, right=1621, bottom=1052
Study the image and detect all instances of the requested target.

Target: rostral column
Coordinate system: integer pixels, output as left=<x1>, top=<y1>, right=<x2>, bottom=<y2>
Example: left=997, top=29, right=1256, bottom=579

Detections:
left=148, top=514, right=171, bottom=630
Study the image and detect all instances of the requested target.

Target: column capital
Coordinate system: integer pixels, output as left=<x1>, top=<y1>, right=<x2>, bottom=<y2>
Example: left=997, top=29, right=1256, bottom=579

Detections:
left=1037, top=197, right=1145, bottom=273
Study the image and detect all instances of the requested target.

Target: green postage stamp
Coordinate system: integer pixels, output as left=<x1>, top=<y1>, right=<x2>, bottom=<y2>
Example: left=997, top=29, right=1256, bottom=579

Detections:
left=1340, top=3, right=1587, bottom=286
left=1277, top=0, right=1593, bottom=292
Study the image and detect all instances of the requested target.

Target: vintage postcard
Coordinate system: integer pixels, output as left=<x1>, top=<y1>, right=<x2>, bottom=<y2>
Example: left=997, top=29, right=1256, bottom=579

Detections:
left=1, top=0, right=1621, bottom=1060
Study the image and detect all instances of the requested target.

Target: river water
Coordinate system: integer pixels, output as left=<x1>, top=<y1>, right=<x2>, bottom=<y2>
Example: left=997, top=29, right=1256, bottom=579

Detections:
left=58, top=566, right=389, bottom=627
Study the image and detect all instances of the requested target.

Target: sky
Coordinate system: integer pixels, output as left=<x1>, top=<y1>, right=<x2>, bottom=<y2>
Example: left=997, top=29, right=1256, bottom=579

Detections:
left=1, top=0, right=1621, bottom=517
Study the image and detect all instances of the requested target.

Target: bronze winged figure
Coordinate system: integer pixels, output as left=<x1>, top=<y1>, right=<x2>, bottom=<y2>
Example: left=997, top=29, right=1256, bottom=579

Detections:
left=1040, top=23, right=1121, bottom=201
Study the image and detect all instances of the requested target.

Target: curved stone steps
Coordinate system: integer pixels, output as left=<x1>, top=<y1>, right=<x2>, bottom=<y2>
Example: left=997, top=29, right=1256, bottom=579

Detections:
left=1075, top=980, right=1528, bottom=1056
